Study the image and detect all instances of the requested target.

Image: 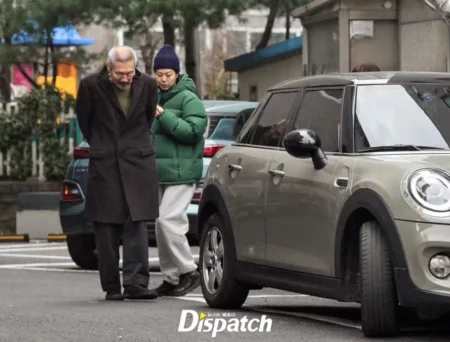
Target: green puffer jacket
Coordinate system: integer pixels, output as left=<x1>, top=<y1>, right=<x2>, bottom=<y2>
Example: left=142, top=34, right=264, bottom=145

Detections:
left=151, top=74, right=207, bottom=185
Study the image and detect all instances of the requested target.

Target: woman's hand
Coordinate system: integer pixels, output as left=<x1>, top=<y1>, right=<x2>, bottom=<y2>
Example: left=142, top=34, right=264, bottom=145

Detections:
left=156, top=105, right=164, bottom=117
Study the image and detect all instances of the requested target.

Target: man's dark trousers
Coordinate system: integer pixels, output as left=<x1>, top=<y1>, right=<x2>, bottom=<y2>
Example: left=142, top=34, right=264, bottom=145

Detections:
left=94, top=219, right=149, bottom=293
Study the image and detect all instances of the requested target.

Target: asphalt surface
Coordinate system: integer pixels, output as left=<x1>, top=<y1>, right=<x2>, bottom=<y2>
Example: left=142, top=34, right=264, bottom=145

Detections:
left=0, top=241, right=449, bottom=342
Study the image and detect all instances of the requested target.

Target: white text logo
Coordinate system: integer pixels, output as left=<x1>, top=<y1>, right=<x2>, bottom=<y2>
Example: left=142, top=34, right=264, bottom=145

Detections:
left=178, top=310, right=272, bottom=338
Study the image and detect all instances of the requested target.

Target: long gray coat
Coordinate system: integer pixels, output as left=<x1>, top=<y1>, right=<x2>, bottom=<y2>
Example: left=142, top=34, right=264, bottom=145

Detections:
left=75, top=67, right=159, bottom=224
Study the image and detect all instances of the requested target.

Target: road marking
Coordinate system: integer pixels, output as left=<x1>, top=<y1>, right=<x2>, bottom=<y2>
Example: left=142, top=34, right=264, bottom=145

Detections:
left=0, top=265, right=162, bottom=276
left=0, top=262, right=75, bottom=268
left=176, top=296, right=206, bottom=303
left=0, top=243, right=65, bottom=249
left=183, top=293, right=308, bottom=298
left=0, top=246, right=68, bottom=252
left=174, top=295, right=361, bottom=330
left=245, top=307, right=361, bottom=330
left=174, top=294, right=309, bottom=304
left=0, top=253, right=72, bottom=260
left=0, top=255, right=199, bottom=262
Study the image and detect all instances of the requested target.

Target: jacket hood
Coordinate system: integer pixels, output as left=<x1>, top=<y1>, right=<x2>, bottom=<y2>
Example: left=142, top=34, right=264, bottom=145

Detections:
left=159, top=74, right=197, bottom=103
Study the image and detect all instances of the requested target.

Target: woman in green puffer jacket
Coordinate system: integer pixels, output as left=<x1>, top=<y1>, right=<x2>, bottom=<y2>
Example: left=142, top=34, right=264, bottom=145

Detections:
left=150, top=44, right=207, bottom=297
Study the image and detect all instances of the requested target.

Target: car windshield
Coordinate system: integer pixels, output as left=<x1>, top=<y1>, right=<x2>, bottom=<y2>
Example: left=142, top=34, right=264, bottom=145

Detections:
left=355, top=84, right=450, bottom=151
left=208, top=118, right=237, bottom=141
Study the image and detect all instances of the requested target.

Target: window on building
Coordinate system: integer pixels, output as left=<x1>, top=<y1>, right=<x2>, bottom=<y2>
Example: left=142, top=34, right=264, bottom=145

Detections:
left=249, top=86, right=257, bottom=101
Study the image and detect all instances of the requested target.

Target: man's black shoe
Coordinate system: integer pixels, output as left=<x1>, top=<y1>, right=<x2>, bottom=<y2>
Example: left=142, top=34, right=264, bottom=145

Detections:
left=155, top=281, right=177, bottom=296
left=123, top=285, right=158, bottom=300
left=170, top=270, right=200, bottom=297
left=105, top=291, right=124, bottom=301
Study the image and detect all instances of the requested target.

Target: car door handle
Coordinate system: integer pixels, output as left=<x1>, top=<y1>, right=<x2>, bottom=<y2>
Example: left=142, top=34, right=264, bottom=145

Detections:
left=334, top=177, right=348, bottom=188
left=228, top=164, right=242, bottom=171
left=269, top=169, right=285, bottom=177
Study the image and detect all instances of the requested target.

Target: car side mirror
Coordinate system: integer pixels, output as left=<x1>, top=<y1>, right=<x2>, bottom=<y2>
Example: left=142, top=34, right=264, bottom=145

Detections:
left=283, top=129, right=328, bottom=170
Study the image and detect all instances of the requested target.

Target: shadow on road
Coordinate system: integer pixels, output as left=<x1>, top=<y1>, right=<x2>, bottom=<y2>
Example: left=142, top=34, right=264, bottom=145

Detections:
left=243, top=304, right=450, bottom=338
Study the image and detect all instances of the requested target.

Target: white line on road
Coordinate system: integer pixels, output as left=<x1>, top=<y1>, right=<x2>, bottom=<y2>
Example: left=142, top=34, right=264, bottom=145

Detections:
left=0, top=254, right=199, bottom=263
left=0, top=246, right=68, bottom=252
left=183, top=293, right=308, bottom=298
left=0, top=253, right=72, bottom=260
left=0, top=242, right=65, bottom=249
left=0, top=266, right=162, bottom=276
left=0, top=262, right=76, bottom=268
left=245, top=307, right=361, bottom=330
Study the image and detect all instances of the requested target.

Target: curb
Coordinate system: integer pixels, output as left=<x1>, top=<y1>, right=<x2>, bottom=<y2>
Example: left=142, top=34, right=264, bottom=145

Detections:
left=0, top=234, right=30, bottom=243
left=47, top=234, right=67, bottom=242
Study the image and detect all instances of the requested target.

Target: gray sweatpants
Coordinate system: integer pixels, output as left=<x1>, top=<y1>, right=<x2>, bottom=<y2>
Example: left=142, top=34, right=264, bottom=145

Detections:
left=155, top=184, right=198, bottom=285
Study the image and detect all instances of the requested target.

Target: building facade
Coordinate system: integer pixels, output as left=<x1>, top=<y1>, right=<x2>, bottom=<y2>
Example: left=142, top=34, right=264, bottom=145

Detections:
left=294, top=0, right=450, bottom=74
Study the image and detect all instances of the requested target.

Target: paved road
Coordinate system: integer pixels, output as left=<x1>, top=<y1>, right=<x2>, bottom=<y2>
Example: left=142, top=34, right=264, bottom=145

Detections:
left=0, top=241, right=449, bottom=341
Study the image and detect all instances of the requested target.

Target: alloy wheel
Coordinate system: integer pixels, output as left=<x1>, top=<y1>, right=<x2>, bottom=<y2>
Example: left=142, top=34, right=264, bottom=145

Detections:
left=202, top=226, right=224, bottom=294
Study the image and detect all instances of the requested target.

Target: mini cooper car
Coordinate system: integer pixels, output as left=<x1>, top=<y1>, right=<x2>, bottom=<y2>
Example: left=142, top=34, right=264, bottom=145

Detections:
left=197, top=72, right=450, bottom=338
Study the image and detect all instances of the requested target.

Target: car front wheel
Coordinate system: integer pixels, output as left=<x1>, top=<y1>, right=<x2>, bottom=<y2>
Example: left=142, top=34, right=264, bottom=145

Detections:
left=66, top=234, right=98, bottom=270
left=359, top=220, right=399, bottom=337
left=199, top=213, right=249, bottom=309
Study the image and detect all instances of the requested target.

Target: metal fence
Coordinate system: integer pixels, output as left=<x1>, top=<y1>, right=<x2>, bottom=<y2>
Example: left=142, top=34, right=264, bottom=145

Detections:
left=0, top=101, right=82, bottom=180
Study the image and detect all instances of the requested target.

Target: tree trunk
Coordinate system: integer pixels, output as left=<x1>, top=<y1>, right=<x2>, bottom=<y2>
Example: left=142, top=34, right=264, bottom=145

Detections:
left=162, top=14, right=176, bottom=47
left=0, top=38, right=12, bottom=102
left=50, top=36, right=58, bottom=87
left=285, top=8, right=291, bottom=40
left=43, top=44, right=49, bottom=86
left=255, top=2, right=280, bottom=50
left=0, top=66, right=11, bottom=103
left=184, top=21, right=200, bottom=94
left=140, top=31, right=160, bottom=74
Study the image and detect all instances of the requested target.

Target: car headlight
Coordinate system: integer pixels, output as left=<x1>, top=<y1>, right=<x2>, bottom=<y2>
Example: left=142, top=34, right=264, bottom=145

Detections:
left=402, top=168, right=450, bottom=217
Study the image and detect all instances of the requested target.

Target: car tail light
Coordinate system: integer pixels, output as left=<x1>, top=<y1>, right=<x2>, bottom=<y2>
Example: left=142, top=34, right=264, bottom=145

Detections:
left=192, top=184, right=203, bottom=202
left=203, top=145, right=224, bottom=158
left=73, top=146, right=89, bottom=160
left=61, top=182, right=83, bottom=201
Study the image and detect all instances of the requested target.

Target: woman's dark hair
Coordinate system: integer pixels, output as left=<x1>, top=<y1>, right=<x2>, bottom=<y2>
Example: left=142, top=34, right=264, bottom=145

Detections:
left=352, top=62, right=380, bottom=72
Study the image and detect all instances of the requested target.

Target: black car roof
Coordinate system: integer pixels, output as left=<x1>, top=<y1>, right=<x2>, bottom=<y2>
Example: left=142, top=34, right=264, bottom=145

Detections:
left=269, top=71, right=450, bottom=90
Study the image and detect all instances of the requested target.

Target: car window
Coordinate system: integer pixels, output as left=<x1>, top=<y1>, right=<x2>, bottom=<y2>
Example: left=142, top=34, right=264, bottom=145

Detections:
left=355, top=84, right=450, bottom=150
left=292, top=88, right=343, bottom=152
left=248, top=92, right=298, bottom=147
left=233, top=108, right=256, bottom=137
left=208, top=118, right=237, bottom=141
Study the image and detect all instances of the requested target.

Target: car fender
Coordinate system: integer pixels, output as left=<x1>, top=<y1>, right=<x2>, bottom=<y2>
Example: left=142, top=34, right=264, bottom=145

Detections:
left=198, top=182, right=238, bottom=260
left=334, top=188, right=408, bottom=279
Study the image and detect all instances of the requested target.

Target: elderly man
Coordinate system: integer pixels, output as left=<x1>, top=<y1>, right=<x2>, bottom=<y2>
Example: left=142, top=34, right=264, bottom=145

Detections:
left=75, top=46, right=159, bottom=301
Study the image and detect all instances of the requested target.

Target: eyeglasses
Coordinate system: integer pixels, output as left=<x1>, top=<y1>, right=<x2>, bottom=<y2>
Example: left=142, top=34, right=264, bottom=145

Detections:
left=112, top=70, right=135, bottom=79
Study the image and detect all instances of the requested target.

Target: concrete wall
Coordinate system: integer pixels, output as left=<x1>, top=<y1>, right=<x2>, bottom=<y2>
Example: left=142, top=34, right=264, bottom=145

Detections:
left=399, top=0, right=450, bottom=71
left=349, top=20, right=399, bottom=71
left=308, top=19, right=340, bottom=73
left=237, top=53, right=303, bottom=101
left=0, top=181, right=61, bottom=236
left=341, top=0, right=397, bottom=10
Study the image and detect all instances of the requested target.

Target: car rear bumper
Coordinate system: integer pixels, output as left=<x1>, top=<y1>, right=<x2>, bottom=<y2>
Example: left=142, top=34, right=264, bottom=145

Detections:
left=187, top=203, right=199, bottom=238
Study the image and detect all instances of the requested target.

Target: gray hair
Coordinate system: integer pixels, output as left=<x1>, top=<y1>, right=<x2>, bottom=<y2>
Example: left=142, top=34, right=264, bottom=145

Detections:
left=107, top=46, right=138, bottom=68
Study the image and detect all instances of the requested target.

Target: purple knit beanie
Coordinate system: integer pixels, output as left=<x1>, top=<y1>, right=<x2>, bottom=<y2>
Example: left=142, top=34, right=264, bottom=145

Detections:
left=153, top=44, right=180, bottom=73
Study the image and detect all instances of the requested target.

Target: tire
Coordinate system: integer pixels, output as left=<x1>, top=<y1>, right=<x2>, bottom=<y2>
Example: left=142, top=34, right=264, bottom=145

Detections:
left=66, top=234, right=98, bottom=270
left=199, top=213, right=249, bottom=309
left=359, top=221, right=399, bottom=337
